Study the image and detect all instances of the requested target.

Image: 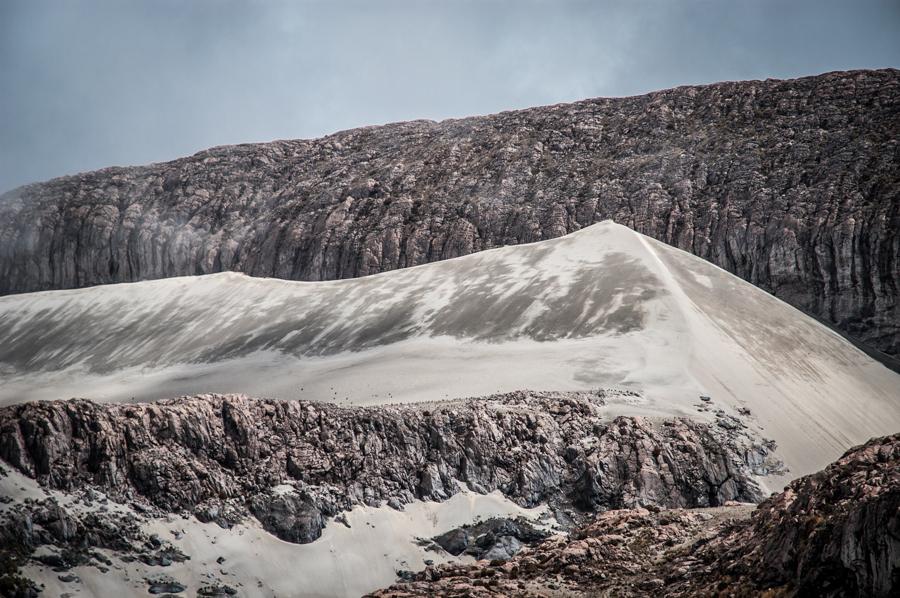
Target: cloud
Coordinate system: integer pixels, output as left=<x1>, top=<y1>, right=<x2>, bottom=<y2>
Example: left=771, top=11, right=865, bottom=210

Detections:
left=1, top=0, right=898, bottom=192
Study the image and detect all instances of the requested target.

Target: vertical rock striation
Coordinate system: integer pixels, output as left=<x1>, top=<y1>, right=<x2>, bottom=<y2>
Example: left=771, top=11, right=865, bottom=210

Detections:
left=1, top=69, right=898, bottom=354
left=0, top=392, right=778, bottom=543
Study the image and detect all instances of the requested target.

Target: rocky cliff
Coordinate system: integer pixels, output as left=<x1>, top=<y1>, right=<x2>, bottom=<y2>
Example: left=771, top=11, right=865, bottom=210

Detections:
left=0, top=391, right=778, bottom=544
left=374, top=433, right=900, bottom=598
left=2, top=395, right=896, bottom=596
left=1, top=69, right=898, bottom=355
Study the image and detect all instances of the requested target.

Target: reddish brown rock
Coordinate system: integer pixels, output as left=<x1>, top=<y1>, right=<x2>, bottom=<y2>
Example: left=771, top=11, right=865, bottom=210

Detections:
left=371, top=433, right=900, bottom=597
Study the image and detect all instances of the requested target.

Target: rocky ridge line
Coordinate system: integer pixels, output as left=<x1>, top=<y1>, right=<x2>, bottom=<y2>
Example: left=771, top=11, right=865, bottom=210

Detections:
left=1, top=69, right=898, bottom=355
left=0, top=391, right=779, bottom=544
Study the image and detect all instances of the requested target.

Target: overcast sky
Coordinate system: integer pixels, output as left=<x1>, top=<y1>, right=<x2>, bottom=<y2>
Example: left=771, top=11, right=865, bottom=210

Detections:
left=1, top=0, right=898, bottom=193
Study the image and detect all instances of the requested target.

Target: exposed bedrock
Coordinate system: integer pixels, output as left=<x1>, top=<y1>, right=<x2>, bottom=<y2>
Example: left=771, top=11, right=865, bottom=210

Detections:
left=0, top=391, right=779, bottom=543
left=373, top=433, right=900, bottom=598
left=1, top=69, right=898, bottom=355
left=709, top=432, right=900, bottom=597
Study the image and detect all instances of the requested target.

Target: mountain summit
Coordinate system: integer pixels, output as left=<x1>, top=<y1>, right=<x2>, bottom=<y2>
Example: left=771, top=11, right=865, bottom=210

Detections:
left=1, top=69, right=898, bottom=357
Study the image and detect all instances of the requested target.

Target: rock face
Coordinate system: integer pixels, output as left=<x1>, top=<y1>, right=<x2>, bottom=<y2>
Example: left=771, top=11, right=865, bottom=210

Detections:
left=372, top=507, right=740, bottom=598
left=1, top=69, right=898, bottom=355
left=372, top=433, right=900, bottom=598
left=693, top=432, right=900, bottom=597
left=0, top=485, right=190, bottom=598
left=0, top=391, right=778, bottom=543
left=430, top=518, right=549, bottom=561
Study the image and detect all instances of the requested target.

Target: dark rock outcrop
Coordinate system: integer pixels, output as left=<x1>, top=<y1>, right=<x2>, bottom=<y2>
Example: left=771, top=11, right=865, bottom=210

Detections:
left=146, top=576, right=187, bottom=595
left=0, top=484, right=189, bottom=595
left=1, top=69, right=898, bottom=355
left=248, top=489, right=327, bottom=544
left=372, top=433, right=900, bottom=597
left=431, top=517, right=549, bottom=561
left=0, top=391, right=778, bottom=543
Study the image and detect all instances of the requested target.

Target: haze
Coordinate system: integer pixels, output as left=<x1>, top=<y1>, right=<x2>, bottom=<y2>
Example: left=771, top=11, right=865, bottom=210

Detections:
left=1, top=0, right=898, bottom=193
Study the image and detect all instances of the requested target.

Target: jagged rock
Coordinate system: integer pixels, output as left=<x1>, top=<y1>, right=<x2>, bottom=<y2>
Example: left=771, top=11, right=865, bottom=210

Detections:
left=32, top=505, right=77, bottom=544
left=1, top=69, right=897, bottom=356
left=672, top=432, right=900, bottom=597
left=137, top=545, right=189, bottom=567
left=248, top=490, right=326, bottom=544
left=481, top=536, right=522, bottom=562
left=0, top=491, right=187, bottom=588
left=0, top=391, right=779, bottom=544
left=197, top=584, right=237, bottom=596
left=193, top=502, right=243, bottom=530
left=33, top=553, right=67, bottom=569
left=370, top=433, right=900, bottom=597
left=146, top=576, right=186, bottom=594
left=432, top=528, right=469, bottom=557
left=433, top=518, right=548, bottom=561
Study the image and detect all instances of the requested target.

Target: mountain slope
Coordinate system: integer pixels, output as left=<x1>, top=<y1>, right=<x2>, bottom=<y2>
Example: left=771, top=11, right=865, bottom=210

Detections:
left=0, top=391, right=780, bottom=598
left=374, top=433, right=900, bottom=598
left=1, top=69, right=898, bottom=355
left=1, top=222, right=897, bottom=480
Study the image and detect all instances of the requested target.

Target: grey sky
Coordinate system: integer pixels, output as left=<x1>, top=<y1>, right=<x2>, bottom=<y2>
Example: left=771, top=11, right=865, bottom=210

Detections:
left=1, top=0, right=898, bottom=193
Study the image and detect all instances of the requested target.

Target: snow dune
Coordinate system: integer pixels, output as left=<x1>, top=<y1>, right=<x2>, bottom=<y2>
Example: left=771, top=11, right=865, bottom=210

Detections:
left=1, top=221, right=897, bottom=479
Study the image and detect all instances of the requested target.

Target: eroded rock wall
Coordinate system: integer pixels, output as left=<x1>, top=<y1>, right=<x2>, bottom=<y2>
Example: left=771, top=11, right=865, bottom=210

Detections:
left=1, top=69, right=898, bottom=354
left=0, top=391, right=776, bottom=543
left=373, top=433, right=900, bottom=598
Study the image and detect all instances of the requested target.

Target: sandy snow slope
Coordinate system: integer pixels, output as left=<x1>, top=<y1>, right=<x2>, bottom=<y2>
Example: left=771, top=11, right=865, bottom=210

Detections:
left=0, top=221, right=898, bottom=479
